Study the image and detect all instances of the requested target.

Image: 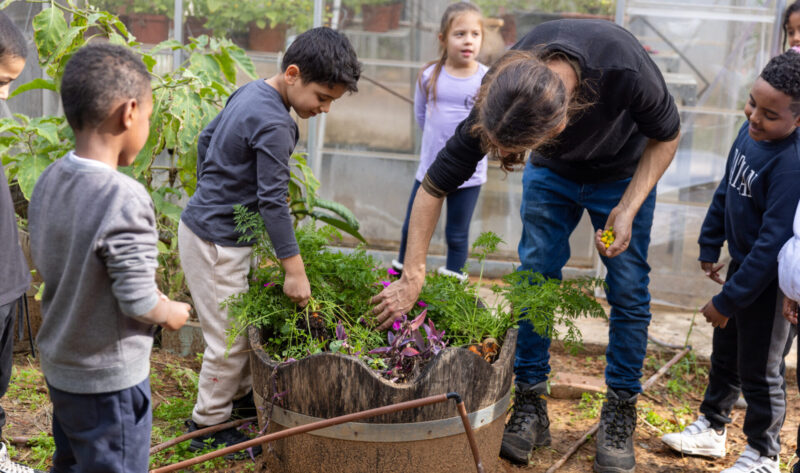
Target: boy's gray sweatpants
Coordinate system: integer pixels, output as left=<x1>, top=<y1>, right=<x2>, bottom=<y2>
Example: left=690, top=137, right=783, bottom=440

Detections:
left=178, top=220, right=253, bottom=426
left=700, top=262, right=795, bottom=457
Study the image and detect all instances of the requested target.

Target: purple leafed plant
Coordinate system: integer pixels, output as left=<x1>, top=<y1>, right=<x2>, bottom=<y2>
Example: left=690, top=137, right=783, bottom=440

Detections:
left=367, top=310, right=448, bottom=382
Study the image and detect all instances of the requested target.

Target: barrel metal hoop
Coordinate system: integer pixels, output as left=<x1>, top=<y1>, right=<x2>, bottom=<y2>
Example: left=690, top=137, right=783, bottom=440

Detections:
left=268, top=389, right=512, bottom=442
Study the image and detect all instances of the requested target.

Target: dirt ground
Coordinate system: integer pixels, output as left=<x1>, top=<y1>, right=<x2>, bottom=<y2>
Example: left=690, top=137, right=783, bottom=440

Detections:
left=3, top=342, right=800, bottom=472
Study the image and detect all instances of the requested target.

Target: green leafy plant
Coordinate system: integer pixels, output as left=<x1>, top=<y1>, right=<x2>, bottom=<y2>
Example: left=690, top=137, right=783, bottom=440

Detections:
left=2, top=1, right=257, bottom=300
left=90, top=0, right=176, bottom=17
left=227, top=209, right=607, bottom=381
left=201, top=0, right=314, bottom=35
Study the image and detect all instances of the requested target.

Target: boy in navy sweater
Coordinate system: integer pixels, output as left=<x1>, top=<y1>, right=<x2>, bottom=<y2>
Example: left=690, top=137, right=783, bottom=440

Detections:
left=178, top=27, right=360, bottom=455
left=661, top=50, right=800, bottom=473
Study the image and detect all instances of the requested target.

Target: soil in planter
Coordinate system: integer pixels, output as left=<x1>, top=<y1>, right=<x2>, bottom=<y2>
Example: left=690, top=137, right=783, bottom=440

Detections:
left=295, top=311, right=329, bottom=341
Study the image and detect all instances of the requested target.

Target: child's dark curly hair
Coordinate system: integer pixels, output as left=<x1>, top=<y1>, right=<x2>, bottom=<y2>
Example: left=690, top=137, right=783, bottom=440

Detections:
left=60, top=43, right=150, bottom=130
left=761, top=49, right=800, bottom=115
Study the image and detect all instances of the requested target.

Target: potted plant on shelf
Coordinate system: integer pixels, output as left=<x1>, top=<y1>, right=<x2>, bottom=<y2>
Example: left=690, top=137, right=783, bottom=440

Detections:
left=201, top=0, right=314, bottom=52
left=90, top=0, right=173, bottom=44
left=343, top=0, right=403, bottom=33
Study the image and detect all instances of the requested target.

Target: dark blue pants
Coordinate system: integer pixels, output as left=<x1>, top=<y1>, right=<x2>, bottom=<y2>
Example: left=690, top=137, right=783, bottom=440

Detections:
left=701, top=262, right=793, bottom=457
left=398, top=179, right=482, bottom=272
left=48, top=377, right=152, bottom=473
left=515, top=164, right=655, bottom=392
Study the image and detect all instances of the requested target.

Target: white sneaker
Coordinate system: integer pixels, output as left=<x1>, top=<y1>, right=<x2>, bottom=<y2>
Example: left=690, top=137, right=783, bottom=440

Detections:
left=0, top=443, right=45, bottom=473
left=391, top=259, right=403, bottom=272
left=661, top=415, right=726, bottom=458
left=436, top=266, right=468, bottom=283
left=720, top=445, right=778, bottom=473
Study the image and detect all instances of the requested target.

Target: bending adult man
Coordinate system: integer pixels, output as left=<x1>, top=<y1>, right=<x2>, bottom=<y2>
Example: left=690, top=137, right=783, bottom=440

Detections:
left=371, top=19, right=680, bottom=473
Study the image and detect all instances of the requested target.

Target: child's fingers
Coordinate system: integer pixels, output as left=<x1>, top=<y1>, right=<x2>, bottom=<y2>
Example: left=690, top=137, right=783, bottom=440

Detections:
left=711, top=263, right=725, bottom=272
left=708, top=273, right=725, bottom=285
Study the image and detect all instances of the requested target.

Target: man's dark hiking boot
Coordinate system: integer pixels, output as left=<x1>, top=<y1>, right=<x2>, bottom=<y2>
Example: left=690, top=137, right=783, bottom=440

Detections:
left=185, top=419, right=262, bottom=460
left=500, top=381, right=551, bottom=464
left=594, top=387, right=638, bottom=473
left=231, top=390, right=258, bottom=419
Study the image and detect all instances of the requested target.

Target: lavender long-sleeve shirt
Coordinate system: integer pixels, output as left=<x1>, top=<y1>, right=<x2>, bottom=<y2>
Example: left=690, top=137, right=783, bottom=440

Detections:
left=414, top=63, right=488, bottom=188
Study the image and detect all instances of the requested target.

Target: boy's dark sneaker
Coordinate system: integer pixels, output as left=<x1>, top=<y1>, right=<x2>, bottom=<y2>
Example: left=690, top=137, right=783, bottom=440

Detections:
left=500, top=381, right=551, bottom=464
left=594, top=388, right=638, bottom=473
left=231, top=390, right=258, bottom=419
left=0, top=443, right=45, bottom=473
left=185, top=419, right=262, bottom=460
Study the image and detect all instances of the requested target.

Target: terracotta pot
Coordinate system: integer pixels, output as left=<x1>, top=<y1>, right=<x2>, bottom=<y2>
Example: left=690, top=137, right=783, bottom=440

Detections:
left=500, top=13, right=517, bottom=46
left=183, top=16, right=212, bottom=43
left=123, top=13, right=170, bottom=44
left=362, top=3, right=401, bottom=33
left=248, top=22, right=288, bottom=52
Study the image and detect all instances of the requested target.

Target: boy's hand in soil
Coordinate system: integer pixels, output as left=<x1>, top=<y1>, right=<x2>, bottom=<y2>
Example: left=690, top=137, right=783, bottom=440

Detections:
left=594, top=207, right=633, bottom=258
left=783, top=296, right=798, bottom=325
left=700, top=261, right=725, bottom=285
left=701, top=299, right=728, bottom=329
left=281, top=254, right=311, bottom=308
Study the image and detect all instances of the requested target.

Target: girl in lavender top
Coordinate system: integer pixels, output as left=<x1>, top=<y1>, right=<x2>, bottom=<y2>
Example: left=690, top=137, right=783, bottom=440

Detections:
left=393, top=2, right=488, bottom=281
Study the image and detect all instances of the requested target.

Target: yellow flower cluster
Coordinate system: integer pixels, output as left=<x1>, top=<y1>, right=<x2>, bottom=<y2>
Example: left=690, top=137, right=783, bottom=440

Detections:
left=601, top=227, right=615, bottom=249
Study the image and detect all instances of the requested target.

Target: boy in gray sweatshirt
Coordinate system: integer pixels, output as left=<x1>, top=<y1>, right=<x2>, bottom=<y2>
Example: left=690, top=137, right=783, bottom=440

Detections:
left=28, top=44, right=191, bottom=473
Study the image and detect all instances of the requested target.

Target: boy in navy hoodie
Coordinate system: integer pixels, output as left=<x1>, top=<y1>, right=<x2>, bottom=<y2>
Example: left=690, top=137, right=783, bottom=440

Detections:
left=661, top=49, right=800, bottom=473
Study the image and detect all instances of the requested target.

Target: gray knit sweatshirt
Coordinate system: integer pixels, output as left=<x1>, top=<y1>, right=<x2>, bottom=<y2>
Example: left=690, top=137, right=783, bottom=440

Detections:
left=28, top=153, right=162, bottom=394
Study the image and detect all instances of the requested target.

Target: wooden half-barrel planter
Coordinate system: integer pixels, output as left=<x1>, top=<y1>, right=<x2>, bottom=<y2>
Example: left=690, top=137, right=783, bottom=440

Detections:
left=248, top=326, right=517, bottom=473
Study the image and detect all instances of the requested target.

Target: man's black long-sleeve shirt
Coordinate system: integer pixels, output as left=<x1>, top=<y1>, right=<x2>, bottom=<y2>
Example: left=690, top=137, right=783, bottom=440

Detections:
left=425, top=19, right=681, bottom=192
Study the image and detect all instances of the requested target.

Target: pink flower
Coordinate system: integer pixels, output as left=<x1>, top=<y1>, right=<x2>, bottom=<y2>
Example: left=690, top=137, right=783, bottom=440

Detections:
left=381, top=280, right=391, bottom=288
left=417, top=301, right=427, bottom=307
left=392, top=319, right=402, bottom=331
left=263, top=282, right=275, bottom=287
left=387, top=268, right=400, bottom=276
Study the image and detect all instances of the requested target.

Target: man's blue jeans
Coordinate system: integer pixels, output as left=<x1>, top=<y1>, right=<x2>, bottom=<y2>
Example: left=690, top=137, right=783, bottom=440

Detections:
left=515, top=163, right=656, bottom=393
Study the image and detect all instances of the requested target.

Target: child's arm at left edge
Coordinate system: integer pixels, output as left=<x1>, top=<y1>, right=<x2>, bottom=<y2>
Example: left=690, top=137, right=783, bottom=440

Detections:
left=712, top=169, right=800, bottom=319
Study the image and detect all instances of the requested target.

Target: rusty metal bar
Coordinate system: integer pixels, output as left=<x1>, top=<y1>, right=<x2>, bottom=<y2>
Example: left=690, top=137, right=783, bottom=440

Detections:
left=450, top=393, right=485, bottom=473
left=149, top=416, right=257, bottom=455
left=544, top=347, right=691, bottom=473
left=150, top=392, right=484, bottom=473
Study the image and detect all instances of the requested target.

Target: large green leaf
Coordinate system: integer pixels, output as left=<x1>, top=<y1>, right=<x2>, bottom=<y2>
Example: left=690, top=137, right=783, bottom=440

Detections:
left=313, top=213, right=367, bottom=243
left=151, top=188, right=184, bottom=224
left=224, top=46, right=257, bottom=79
left=311, top=198, right=359, bottom=230
left=213, top=52, right=237, bottom=85
left=31, top=120, right=60, bottom=146
left=10, top=78, right=57, bottom=98
left=32, top=5, right=68, bottom=64
left=16, top=154, right=54, bottom=200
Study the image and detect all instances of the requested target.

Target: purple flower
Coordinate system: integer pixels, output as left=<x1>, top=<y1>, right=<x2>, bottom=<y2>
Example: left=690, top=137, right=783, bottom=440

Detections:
left=263, top=282, right=275, bottom=287
left=392, top=319, right=402, bottom=331
left=387, top=267, right=400, bottom=276
left=381, top=280, right=391, bottom=288
left=417, top=300, right=428, bottom=307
